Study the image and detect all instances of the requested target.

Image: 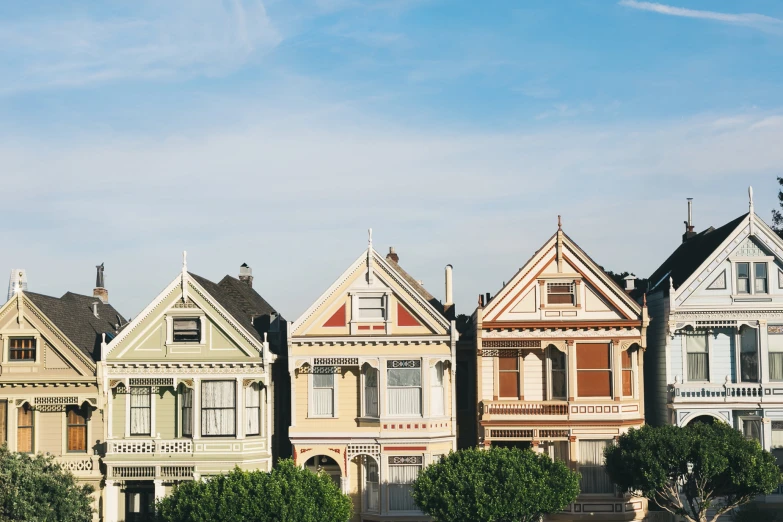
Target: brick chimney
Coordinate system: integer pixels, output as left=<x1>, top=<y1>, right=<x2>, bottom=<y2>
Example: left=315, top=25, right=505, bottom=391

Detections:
left=93, top=263, right=108, bottom=303
left=682, top=198, right=697, bottom=242
left=239, top=263, right=253, bottom=288
left=387, top=247, right=399, bottom=263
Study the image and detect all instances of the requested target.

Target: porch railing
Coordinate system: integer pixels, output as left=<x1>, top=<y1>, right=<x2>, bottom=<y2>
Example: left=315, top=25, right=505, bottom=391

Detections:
left=106, top=439, right=193, bottom=455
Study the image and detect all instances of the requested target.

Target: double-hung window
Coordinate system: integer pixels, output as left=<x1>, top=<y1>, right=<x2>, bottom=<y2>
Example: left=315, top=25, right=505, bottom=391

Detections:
left=311, top=367, right=336, bottom=417
left=181, top=387, right=193, bottom=437
left=737, top=262, right=769, bottom=294
left=130, top=387, right=152, bottom=436
left=387, top=456, right=422, bottom=511
left=430, top=362, right=445, bottom=417
left=498, top=355, right=520, bottom=398
left=755, top=263, right=768, bottom=293
left=622, top=349, right=634, bottom=397
left=737, top=263, right=750, bottom=293
left=578, top=440, right=614, bottom=494
left=739, top=326, right=759, bottom=383
left=769, top=326, right=783, bottom=381
left=387, top=361, right=421, bottom=416
left=9, top=338, right=36, bottom=361
left=17, top=403, right=34, bottom=453
left=576, top=343, right=612, bottom=398
left=245, top=383, right=261, bottom=436
left=201, top=380, right=236, bottom=436
left=173, top=318, right=200, bottom=342
left=547, top=282, right=575, bottom=305
left=66, top=406, right=88, bottom=452
left=548, top=347, right=567, bottom=400
left=685, top=331, right=709, bottom=382
left=741, top=417, right=762, bottom=443
left=358, top=296, right=386, bottom=320
left=363, top=367, right=379, bottom=418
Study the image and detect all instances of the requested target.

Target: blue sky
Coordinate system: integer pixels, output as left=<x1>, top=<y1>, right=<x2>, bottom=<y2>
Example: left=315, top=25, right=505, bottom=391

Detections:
left=2, top=0, right=783, bottom=319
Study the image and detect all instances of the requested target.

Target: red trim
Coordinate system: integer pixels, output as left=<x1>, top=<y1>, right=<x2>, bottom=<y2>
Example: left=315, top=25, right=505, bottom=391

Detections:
left=383, top=446, right=427, bottom=451
left=357, top=325, right=371, bottom=330
left=323, top=304, right=346, bottom=327
left=397, top=303, right=422, bottom=327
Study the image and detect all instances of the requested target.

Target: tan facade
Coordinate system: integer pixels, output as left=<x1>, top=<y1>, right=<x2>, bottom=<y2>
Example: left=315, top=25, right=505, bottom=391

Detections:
left=0, top=290, right=113, bottom=520
left=475, top=226, right=649, bottom=521
left=289, top=244, right=457, bottom=521
left=102, top=265, right=276, bottom=522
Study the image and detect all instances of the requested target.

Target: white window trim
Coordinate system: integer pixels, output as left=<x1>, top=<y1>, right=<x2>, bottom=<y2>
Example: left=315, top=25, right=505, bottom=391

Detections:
left=350, top=291, right=389, bottom=324
left=125, top=386, right=155, bottom=437
left=387, top=360, right=423, bottom=418
left=544, top=280, right=578, bottom=308
left=495, top=353, right=522, bottom=400
left=739, top=415, right=763, bottom=444
left=308, top=367, right=338, bottom=419
left=61, top=404, right=91, bottom=454
left=165, top=312, right=207, bottom=346
left=682, top=330, right=711, bottom=384
left=546, top=347, right=568, bottom=400
left=737, top=325, right=761, bottom=384
left=3, top=331, right=42, bottom=365
left=361, top=366, right=380, bottom=419
left=732, top=258, right=773, bottom=297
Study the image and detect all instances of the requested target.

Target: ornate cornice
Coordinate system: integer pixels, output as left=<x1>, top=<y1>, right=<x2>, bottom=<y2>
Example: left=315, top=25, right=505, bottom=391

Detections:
left=106, top=362, right=267, bottom=375
left=672, top=310, right=783, bottom=321
left=483, top=328, right=641, bottom=339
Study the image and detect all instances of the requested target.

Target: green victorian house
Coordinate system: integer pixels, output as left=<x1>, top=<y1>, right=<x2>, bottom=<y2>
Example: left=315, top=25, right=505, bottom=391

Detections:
left=102, top=255, right=283, bottom=522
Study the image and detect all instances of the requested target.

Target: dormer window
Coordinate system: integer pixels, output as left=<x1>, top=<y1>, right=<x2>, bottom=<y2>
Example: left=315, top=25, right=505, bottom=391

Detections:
left=736, top=262, right=769, bottom=295
left=547, top=282, right=575, bottom=306
left=9, top=338, right=36, bottom=361
left=357, top=296, right=386, bottom=320
left=173, top=318, right=200, bottom=343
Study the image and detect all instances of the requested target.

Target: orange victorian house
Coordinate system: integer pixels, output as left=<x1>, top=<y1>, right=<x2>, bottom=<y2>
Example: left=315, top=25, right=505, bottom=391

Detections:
left=474, top=220, right=649, bottom=520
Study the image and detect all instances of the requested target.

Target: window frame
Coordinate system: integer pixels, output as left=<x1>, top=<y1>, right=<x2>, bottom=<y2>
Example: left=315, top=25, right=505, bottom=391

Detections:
left=497, top=354, right=521, bottom=399
left=621, top=348, right=635, bottom=397
left=575, top=343, right=613, bottom=399
left=430, top=362, right=445, bottom=417
left=578, top=439, right=615, bottom=495
left=352, top=292, right=388, bottom=323
left=547, top=346, right=568, bottom=400
left=180, top=385, right=193, bottom=437
left=245, top=382, right=261, bottom=436
left=66, top=405, right=89, bottom=453
left=768, top=325, right=783, bottom=382
left=739, top=326, right=760, bottom=383
left=739, top=416, right=763, bottom=444
left=546, top=281, right=576, bottom=306
left=684, top=330, right=710, bottom=383
left=172, top=317, right=201, bottom=343
left=387, top=456, right=423, bottom=512
left=387, top=360, right=422, bottom=417
left=309, top=366, right=337, bottom=418
left=736, top=262, right=750, bottom=294
left=17, top=403, right=34, bottom=454
left=129, top=386, right=152, bottom=436
left=755, top=262, right=768, bottom=293
left=8, top=337, right=37, bottom=362
left=362, top=366, right=379, bottom=418
left=200, top=380, right=237, bottom=437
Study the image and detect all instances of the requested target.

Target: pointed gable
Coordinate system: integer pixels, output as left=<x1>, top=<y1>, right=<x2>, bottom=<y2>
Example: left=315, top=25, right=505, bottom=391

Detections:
left=484, top=228, right=641, bottom=325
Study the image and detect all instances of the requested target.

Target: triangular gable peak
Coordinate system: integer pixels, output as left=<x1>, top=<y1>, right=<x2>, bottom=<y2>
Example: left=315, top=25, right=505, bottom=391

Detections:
left=484, top=228, right=641, bottom=324
left=106, top=269, right=265, bottom=362
left=0, top=293, right=95, bottom=377
left=292, top=248, right=449, bottom=338
left=674, top=211, right=783, bottom=308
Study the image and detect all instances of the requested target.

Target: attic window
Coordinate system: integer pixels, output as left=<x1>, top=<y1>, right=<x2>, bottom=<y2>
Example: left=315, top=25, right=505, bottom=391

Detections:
left=9, top=338, right=36, bottom=361
left=173, top=318, right=201, bottom=343
left=547, top=282, right=575, bottom=306
left=358, top=296, right=386, bottom=320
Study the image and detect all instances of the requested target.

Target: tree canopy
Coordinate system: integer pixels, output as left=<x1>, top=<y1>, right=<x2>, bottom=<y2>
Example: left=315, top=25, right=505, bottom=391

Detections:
left=412, top=447, right=580, bottom=522
left=155, top=459, right=352, bottom=522
left=604, top=422, right=782, bottom=522
left=772, top=176, right=783, bottom=237
left=0, top=445, right=94, bottom=522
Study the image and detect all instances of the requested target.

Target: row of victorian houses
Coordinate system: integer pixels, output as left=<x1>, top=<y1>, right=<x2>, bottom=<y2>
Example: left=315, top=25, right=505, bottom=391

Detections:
left=0, top=190, right=781, bottom=521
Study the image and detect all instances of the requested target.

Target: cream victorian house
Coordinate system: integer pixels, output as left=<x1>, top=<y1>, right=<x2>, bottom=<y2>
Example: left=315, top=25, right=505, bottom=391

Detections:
left=102, top=257, right=280, bottom=522
left=288, top=235, right=457, bottom=522
left=474, top=221, right=649, bottom=521
left=0, top=267, right=124, bottom=520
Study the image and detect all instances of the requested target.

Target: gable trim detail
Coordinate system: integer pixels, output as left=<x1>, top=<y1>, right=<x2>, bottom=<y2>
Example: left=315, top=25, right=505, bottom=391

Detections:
left=22, top=298, right=95, bottom=372
left=707, top=269, right=727, bottom=290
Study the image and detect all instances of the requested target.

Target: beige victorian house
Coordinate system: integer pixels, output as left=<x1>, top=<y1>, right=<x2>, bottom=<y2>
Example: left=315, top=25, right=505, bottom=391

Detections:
left=0, top=268, right=124, bottom=520
left=474, top=222, right=649, bottom=520
left=289, top=236, right=457, bottom=522
left=102, top=257, right=280, bottom=522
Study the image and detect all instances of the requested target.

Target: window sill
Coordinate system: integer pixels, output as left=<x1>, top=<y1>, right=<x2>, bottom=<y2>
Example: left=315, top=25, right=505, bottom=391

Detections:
left=306, top=415, right=337, bottom=420
left=356, top=416, right=381, bottom=423
left=732, top=295, right=773, bottom=302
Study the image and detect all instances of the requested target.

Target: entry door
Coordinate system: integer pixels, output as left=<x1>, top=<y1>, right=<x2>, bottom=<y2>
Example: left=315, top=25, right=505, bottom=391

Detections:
left=125, top=484, right=155, bottom=522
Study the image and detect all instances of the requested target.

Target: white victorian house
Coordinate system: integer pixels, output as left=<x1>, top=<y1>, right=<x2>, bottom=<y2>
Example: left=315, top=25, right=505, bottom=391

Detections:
left=645, top=191, right=783, bottom=507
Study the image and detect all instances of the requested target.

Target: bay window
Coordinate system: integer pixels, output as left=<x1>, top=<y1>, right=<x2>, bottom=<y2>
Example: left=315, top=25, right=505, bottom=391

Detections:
left=430, top=362, right=445, bottom=417
left=130, top=387, right=152, bottom=436
left=364, top=367, right=379, bottom=418
left=311, top=367, right=336, bottom=417
left=739, top=326, right=759, bottom=383
left=387, top=360, right=421, bottom=416
left=201, top=380, right=236, bottom=436
left=578, top=440, right=614, bottom=494
left=245, top=383, right=261, bottom=436
left=769, top=326, right=783, bottom=381
left=576, top=343, right=612, bottom=397
left=685, top=331, right=709, bottom=382
left=388, top=456, right=422, bottom=511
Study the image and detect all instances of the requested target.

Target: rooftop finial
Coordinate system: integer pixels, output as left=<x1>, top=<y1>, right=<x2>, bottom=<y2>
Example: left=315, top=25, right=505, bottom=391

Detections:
left=368, top=228, right=373, bottom=250
left=558, top=215, right=562, bottom=230
left=182, top=251, right=188, bottom=273
left=749, top=186, right=754, bottom=214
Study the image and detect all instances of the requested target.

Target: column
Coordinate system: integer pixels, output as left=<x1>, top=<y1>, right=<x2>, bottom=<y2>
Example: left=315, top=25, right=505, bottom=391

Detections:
left=422, top=357, right=430, bottom=418
left=154, top=479, right=165, bottom=502
left=759, top=321, right=769, bottom=384
left=193, top=378, right=201, bottom=440
left=236, top=377, right=245, bottom=439
left=612, top=340, right=622, bottom=402
left=104, top=480, right=118, bottom=522
left=8, top=401, right=17, bottom=451
left=567, top=341, right=576, bottom=401
left=379, top=359, right=387, bottom=417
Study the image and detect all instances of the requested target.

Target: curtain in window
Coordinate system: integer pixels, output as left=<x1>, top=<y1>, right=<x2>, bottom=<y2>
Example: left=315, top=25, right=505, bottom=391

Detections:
left=622, top=350, right=633, bottom=396
left=755, top=263, right=768, bottom=293
left=130, top=387, right=151, bottom=436
left=578, top=440, right=614, bottom=494
left=245, top=383, right=261, bottom=435
left=742, top=419, right=762, bottom=443
left=769, top=330, right=783, bottom=381
left=498, top=356, right=520, bottom=398
left=388, top=368, right=421, bottom=416
left=364, top=458, right=380, bottom=512
left=312, top=371, right=335, bottom=417
left=685, top=332, right=709, bottom=381
left=388, top=465, right=421, bottom=511
left=544, top=441, right=568, bottom=462
left=67, top=407, right=87, bottom=452
left=181, top=387, right=193, bottom=437
left=740, top=327, right=759, bottom=383
left=430, top=363, right=445, bottom=417
left=364, top=368, right=379, bottom=417
left=201, top=381, right=236, bottom=436
left=17, top=405, right=33, bottom=453
left=549, top=348, right=567, bottom=399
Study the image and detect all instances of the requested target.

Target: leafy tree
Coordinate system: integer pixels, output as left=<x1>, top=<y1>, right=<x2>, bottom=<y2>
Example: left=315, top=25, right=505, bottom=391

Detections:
left=604, top=423, right=782, bottom=522
left=412, top=447, right=580, bottom=522
left=772, top=176, right=783, bottom=237
left=0, top=444, right=94, bottom=522
left=156, top=459, right=352, bottom=522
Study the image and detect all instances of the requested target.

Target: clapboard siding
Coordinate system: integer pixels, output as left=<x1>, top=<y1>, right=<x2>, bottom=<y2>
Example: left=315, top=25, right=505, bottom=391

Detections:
left=481, top=356, right=494, bottom=401
left=710, top=329, right=734, bottom=384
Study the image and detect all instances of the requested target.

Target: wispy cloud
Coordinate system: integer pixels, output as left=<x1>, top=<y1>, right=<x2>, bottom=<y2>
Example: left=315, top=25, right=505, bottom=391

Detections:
left=0, top=0, right=281, bottom=94
left=619, top=0, right=783, bottom=32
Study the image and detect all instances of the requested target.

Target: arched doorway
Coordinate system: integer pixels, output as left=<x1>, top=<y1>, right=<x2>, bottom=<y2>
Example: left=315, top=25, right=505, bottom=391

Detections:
left=686, top=415, right=717, bottom=426
left=304, top=455, right=341, bottom=487
left=351, top=455, right=380, bottom=514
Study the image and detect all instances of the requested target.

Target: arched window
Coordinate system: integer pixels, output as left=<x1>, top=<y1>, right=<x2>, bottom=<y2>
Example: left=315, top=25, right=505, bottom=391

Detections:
left=430, top=362, right=445, bottom=416
left=364, top=366, right=379, bottom=418
left=17, top=403, right=34, bottom=453
left=547, top=347, right=567, bottom=400
left=245, top=383, right=261, bottom=436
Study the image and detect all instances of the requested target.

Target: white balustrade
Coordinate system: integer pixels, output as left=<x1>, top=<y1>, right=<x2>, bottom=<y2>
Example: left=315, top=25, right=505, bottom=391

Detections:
left=107, top=439, right=193, bottom=455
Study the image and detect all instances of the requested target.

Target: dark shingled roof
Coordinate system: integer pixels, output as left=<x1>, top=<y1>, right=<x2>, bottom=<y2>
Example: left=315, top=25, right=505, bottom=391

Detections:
left=188, top=272, right=280, bottom=344
left=647, top=213, right=749, bottom=293
left=25, top=291, right=126, bottom=363
left=384, top=255, right=446, bottom=316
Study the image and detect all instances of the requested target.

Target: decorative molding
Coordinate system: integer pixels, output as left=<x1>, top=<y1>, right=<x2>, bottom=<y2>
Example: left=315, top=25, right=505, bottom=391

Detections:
left=106, top=363, right=266, bottom=375
left=347, top=443, right=380, bottom=460
left=735, top=238, right=766, bottom=257
left=314, top=357, right=359, bottom=366
left=483, top=328, right=640, bottom=339
left=673, top=311, right=783, bottom=322
left=706, top=270, right=727, bottom=290
left=129, top=377, right=174, bottom=387
left=387, top=360, right=421, bottom=368
left=388, top=456, right=423, bottom=465
left=172, top=298, right=199, bottom=309
left=481, top=340, right=541, bottom=348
